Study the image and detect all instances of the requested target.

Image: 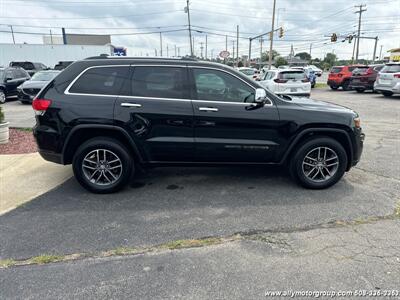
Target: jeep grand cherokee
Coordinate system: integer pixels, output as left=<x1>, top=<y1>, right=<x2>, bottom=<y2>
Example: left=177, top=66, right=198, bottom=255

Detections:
left=33, top=57, right=365, bottom=193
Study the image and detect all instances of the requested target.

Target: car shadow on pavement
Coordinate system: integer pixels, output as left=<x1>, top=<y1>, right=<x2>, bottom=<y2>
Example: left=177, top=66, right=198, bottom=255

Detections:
left=2, top=165, right=385, bottom=261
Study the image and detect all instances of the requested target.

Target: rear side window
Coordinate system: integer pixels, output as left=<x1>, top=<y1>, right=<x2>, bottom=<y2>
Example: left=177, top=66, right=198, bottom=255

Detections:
left=128, top=66, right=187, bottom=99
left=330, top=67, right=342, bottom=73
left=381, top=64, right=400, bottom=73
left=68, top=66, right=129, bottom=95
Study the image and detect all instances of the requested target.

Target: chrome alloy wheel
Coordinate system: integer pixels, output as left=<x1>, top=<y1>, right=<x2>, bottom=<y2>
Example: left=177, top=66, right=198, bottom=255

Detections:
left=0, top=91, right=5, bottom=104
left=302, top=147, right=339, bottom=183
left=82, top=149, right=123, bottom=186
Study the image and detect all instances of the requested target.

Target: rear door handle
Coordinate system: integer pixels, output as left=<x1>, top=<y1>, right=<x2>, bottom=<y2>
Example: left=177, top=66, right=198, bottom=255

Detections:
left=121, top=103, right=142, bottom=108
left=199, top=107, right=218, bottom=112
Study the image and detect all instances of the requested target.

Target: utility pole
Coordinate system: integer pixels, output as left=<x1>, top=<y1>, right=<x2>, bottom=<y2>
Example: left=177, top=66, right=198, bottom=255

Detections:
left=249, top=38, right=252, bottom=62
left=355, top=4, right=367, bottom=62
left=260, top=38, right=263, bottom=62
left=154, top=49, right=157, bottom=56
left=372, top=36, right=378, bottom=62
left=351, top=34, right=357, bottom=63
left=50, top=29, right=53, bottom=45
left=236, top=25, right=239, bottom=63
left=309, top=43, right=312, bottom=58
left=232, top=40, right=235, bottom=61
left=225, top=35, right=228, bottom=51
left=9, top=25, right=15, bottom=44
left=174, top=44, right=177, bottom=57
left=159, top=32, right=163, bottom=56
left=178, top=47, right=180, bottom=57
left=379, top=45, right=383, bottom=61
left=268, top=0, right=277, bottom=69
left=185, top=0, right=193, bottom=57
left=167, top=44, right=169, bottom=57
left=200, top=42, right=204, bottom=58
left=205, top=35, right=208, bottom=59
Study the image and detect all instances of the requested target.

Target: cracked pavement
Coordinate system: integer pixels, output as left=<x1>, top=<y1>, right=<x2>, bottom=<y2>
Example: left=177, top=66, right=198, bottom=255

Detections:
left=1, top=89, right=399, bottom=299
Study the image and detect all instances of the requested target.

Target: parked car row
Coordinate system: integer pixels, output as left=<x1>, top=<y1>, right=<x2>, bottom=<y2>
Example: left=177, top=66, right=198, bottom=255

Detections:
left=327, top=62, right=400, bottom=97
left=0, top=60, right=73, bottom=104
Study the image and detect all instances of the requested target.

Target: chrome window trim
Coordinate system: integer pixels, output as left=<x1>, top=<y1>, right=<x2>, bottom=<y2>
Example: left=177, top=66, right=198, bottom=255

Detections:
left=64, top=64, right=274, bottom=107
left=65, top=65, right=130, bottom=95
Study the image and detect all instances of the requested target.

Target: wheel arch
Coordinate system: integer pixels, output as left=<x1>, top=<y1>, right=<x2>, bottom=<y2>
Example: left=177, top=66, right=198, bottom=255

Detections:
left=281, top=128, right=353, bottom=171
left=62, top=125, right=143, bottom=165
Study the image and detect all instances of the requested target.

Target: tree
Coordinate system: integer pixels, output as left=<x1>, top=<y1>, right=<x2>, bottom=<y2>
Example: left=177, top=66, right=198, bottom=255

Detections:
left=295, top=52, right=311, bottom=61
left=275, top=56, right=288, bottom=67
left=261, top=50, right=280, bottom=62
left=323, top=52, right=337, bottom=68
left=237, top=60, right=244, bottom=67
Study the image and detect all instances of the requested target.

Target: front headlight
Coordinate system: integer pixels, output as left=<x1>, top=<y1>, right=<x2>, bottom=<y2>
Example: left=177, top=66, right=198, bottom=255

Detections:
left=354, top=117, right=361, bottom=128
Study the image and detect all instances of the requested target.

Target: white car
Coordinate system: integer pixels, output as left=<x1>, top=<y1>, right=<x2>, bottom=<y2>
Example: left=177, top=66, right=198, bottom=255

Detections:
left=237, top=67, right=258, bottom=80
left=374, top=62, right=400, bottom=97
left=308, top=65, right=323, bottom=76
left=258, top=69, right=311, bottom=97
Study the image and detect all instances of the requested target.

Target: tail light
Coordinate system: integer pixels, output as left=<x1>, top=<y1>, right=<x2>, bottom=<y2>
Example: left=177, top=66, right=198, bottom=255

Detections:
left=394, top=73, right=400, bottom=78
left=338, top=73, right=343, bottom=78
left=32, top=98, right=52, bottom=115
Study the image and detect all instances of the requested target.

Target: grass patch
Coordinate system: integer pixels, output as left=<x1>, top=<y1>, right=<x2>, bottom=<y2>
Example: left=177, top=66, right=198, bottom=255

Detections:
left=395, top=202, right=400, bottom=218
left=28, top=254, right=64, bottom=265
left=161, top=237, right=223, bottom=250
left=106, top=247, right=139, bottom=256
left=0, top=259, right=16, bottom=268
left=14, top=127, right=33, bottom=132
left=314, top=83, right=328, bottom=89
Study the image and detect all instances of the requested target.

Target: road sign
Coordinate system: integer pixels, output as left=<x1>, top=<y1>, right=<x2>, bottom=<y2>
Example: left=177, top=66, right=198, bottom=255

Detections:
left=219, top=50, right=230, bottom=58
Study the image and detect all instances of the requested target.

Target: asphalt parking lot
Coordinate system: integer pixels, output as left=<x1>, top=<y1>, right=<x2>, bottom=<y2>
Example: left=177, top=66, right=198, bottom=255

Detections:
left=1, top=88, right=399, bottom=298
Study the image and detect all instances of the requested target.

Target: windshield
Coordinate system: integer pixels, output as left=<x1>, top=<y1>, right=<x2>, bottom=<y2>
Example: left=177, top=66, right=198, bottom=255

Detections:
left=31, top=71, right=59, bottom=81
left=239, top=69, right=255, bottom=76
left=330, top=67, right=342, bottom=73
left=381, top=64, right=400, bottom=73
left=0, top=69, right=4, bottom=79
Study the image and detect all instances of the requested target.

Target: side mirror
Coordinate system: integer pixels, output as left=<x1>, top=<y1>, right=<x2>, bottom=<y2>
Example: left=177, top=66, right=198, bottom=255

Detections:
left=255, top=88, right=267, bottom=103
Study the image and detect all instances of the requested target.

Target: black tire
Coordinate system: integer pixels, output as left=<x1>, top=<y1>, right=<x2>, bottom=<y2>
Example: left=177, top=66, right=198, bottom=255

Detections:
left=72, top=137, right=134, bottom=193
left=382, top=91, right=393, bottom=97
left=342, top=80, right=350, bottom=91
left=356, top=88, right=365, bottom=93
left=20, top=100, right=29, bottom=104
left=329, top=85, right=338, bottom=90
left=289, top=137, right=348, bottom=189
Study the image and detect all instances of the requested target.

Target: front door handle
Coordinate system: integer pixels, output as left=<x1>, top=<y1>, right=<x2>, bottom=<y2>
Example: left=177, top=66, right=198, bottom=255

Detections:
left=199, top=107, right=218, bottom=112
left=121, top=103, right=142, bottom=108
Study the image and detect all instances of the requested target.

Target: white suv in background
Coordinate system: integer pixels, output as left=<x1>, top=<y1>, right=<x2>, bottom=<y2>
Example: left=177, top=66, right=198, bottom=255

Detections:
left=374, top=62, right=400, bottom=97
left=258, top=69, right=311, bottom=97
left=308, top=65, right=323, bottom=76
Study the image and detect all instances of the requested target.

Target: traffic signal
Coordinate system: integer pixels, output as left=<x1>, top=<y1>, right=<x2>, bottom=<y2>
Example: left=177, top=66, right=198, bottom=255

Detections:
left=279, top=27, right=284, bottom=38
left=331, top=33, right=337, bottom=42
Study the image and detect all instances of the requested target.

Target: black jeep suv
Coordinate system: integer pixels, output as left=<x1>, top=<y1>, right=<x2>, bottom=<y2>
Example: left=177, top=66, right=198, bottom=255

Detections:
left=33, top=57, right=364, bottom=193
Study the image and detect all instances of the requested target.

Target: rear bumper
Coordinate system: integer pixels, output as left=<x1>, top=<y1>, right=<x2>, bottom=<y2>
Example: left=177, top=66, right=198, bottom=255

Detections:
left=327, top=80, right=342, bottom=86
left=33, top=124, right=64, bottom=164
left=348, top=83, right=374, bottom=90
left=38, top=150, right=63, bottom=164
left=374, top=82, right=400, bottom=94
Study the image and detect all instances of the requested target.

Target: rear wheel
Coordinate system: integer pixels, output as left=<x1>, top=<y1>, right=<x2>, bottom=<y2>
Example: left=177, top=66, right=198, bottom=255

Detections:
left=72, top=137, right=133, bottom=193
left=329, top=85, right=338, bottom=90
left=290, top=137, right=348, bottom=189
left=382, top=91, right=393, bottom=97
left=342, top=80, right=350, bottom=91
left=356, top=88, right=365, bottom=93
left=0, top=90, right=5, bottom=104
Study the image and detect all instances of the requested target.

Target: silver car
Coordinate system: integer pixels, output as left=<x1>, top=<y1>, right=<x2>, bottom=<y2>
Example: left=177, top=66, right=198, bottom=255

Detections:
left=374, top=62, right=400, bottom=97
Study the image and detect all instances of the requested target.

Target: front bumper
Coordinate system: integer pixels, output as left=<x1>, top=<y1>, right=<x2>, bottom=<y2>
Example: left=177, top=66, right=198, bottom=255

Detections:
left=351, top=128, right=365, bottom=168
left=18, top=90, right=35, bottom=103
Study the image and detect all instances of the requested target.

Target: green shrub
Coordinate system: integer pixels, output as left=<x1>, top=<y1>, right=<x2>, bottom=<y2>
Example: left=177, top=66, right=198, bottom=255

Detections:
left=0, top=106, right=4, bottom=123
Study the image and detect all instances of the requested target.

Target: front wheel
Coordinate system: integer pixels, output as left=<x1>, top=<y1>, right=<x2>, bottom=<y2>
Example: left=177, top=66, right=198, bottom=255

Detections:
left=382, top=91, right=393, bottom=97
left=290, top=137, right=348, bottom=189
left=329, top=85, right=338, bottom=90
left=72, top=137, right=134, bottom=193
left=342, top=80, right=350, bottom=91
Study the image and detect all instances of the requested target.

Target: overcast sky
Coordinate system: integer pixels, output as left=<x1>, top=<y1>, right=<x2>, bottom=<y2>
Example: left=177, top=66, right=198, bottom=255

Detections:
left=0, top=0, right=399, bottom=60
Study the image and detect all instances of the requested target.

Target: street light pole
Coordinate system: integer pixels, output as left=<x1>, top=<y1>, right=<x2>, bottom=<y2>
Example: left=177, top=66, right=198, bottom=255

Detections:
left=268, top=0, right=277, bottom=69
left=159, top=32, right=163, bottom=57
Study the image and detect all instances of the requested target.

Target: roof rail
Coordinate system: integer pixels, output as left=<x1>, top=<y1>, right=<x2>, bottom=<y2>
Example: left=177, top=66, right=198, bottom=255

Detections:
left=84, top=55, right=199, bottom=61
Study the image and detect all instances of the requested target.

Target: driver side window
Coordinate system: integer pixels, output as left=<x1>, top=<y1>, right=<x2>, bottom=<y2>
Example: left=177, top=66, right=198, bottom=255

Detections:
left=193, top=68, right=254, bottom=103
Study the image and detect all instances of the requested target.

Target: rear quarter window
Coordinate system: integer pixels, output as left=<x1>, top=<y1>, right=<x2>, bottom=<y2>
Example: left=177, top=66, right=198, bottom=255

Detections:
left=330, top=67, right=342, bottom=73
left=68, top=66, right=129, bottom=95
